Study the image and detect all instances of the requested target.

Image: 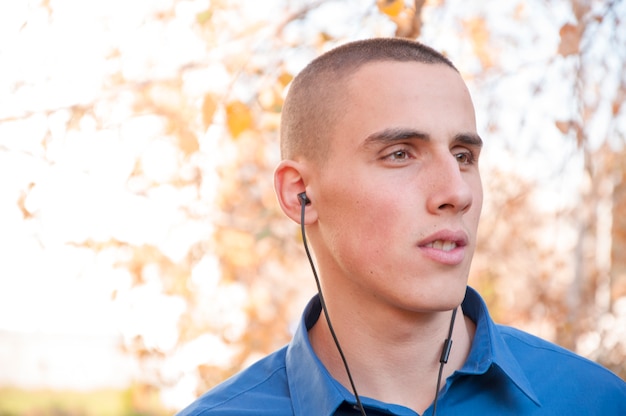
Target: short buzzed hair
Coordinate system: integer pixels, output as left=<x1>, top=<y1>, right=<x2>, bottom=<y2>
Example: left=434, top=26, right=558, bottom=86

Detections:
left=280, top=37, right=457, bottom=163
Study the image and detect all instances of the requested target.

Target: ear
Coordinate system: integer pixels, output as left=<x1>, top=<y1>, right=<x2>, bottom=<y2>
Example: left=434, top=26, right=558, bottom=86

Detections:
left=274, top=160, right=318, bottom=225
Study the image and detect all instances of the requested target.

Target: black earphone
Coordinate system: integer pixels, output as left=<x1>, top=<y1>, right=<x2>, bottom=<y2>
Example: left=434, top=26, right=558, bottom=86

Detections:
left=298, top=192, right=310, bottom=206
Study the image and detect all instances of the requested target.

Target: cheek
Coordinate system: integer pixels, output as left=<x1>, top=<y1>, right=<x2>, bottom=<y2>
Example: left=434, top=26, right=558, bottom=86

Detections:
left=315, top=164, right=415, bottom=253
left=320, top=187, right=402, bottom=252
left=470, top=180, right=484, bottom=227
left=341, top=192, right=406, bottom=252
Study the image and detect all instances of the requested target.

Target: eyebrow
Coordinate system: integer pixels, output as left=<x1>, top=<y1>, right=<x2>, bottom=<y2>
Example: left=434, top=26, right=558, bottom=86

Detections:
left=454, top=132, right=483, bottom=148
left=362, top=128, right=429, bottom=149
left=362, top=127, right=483, bottom=148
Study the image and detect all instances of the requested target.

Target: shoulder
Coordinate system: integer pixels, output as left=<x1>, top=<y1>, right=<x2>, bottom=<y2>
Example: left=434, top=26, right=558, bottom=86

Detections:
left=498, top=324, right=614, bottom=375
left=497, top=324, right=626, bottom=405
left=176, top=346, right=294, bottom=416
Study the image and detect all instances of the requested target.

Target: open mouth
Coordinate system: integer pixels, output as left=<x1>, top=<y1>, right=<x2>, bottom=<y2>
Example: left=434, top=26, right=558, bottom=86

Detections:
left=423, top=240, right=458, bottom=252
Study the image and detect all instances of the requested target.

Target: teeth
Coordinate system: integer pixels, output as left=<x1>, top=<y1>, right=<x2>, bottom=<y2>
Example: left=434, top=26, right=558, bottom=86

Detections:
left=426, top=240, right=457, bottom=251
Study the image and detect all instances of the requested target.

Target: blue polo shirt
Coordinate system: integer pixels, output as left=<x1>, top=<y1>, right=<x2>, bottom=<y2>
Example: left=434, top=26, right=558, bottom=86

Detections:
left=177, top=287, right=626, bottom=415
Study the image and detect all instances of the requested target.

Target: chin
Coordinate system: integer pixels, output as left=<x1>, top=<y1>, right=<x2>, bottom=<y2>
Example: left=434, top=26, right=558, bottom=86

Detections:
left=432, top=283, right=468, bottom=311
left=398, top=290, right=466, bottom=314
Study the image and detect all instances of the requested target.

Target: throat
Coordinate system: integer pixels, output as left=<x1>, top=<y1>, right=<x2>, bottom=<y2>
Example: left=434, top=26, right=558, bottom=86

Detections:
left=308, top=307, right=473, bottom=415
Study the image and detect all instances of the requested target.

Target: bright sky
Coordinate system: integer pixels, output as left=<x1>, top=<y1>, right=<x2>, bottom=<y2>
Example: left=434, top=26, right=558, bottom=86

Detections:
left=0, top=0, right=250, bottom=403
left=2, top=0, right=204, bottom=334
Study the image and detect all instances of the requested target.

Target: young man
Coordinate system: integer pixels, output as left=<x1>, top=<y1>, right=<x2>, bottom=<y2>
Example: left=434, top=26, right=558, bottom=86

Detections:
left=178, top=38, right=626, bottom=415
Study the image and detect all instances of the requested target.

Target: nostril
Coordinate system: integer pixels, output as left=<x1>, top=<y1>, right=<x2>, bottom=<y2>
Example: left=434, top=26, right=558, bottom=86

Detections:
left=437, top=195, right=472, bottom=214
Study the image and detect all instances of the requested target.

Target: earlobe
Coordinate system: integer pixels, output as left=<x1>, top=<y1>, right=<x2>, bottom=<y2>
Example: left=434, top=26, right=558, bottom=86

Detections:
left=274, top=160, right=317, bottom=225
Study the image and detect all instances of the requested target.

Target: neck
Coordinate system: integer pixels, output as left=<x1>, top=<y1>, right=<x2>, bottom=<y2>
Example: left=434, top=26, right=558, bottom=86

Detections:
left=309, top=294, right=475, bottom=414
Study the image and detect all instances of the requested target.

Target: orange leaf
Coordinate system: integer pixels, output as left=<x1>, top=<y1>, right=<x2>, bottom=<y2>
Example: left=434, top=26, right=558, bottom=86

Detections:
left=202, top=94, right=218, bottom=129
left=463, top=17, right=493, bottom=69
left=377, top=0, right=404, bottom=17
left=555, top=120, right=570, bottom=134
left=557, top=23, right=580, bottom=57
left=216, top=228, right=256, bottom=268
left=612, top=89, right=624, bottom=115
left=226, top=100, right=253, bottom=139
left=179, top=131, right=199, bottom=156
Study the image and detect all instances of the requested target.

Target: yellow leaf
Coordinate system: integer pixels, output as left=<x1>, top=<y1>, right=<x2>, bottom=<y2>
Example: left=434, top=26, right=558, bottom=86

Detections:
left=377, top=0, right=404, bottom=18
left=278, top=72, right=293, bottom=88
left=196, top=9, right=212, bottom=25
left=258, top=88, right=276, bottom=110
left=226, top=100, right=253, bottom=139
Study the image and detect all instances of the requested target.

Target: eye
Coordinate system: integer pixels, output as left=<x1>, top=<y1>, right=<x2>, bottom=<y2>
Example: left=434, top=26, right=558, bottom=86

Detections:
left=389, top=149, right=409, bottom=160
left=381, top=146, right=413, bottom=163
left=454, top=149, right=476, bottom=165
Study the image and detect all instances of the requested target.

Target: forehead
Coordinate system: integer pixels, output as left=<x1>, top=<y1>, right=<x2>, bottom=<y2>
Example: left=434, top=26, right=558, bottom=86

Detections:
left=346, top=60, right=470, bottom=106
left=326, top=61, right=475, bottom=149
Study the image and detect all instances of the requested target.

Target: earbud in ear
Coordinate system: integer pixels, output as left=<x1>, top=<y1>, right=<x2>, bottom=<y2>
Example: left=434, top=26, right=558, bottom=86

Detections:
left=298, top=192, right=311, bottom=206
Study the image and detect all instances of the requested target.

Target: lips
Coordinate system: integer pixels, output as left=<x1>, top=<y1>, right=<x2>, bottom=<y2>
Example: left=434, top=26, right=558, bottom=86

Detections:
left=418, top=230, right=469, bottom=265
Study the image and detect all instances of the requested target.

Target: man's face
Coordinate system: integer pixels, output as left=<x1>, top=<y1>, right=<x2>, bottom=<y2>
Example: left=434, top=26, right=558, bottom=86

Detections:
left=307, top=61, right=483, bottom=313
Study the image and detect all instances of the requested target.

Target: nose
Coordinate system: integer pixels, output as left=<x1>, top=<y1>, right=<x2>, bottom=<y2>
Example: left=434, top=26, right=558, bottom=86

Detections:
left=425, top=153, right=474, bottom=215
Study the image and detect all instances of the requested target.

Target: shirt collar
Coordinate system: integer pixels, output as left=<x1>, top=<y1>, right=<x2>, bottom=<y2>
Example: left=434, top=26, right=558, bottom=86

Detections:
left=285, top=295, right=348, bottom=416
left=458, top=287, right=541, bottom=405
left=286, top=287, right=541, bottom=415
left=286, top=298, right=417, bottom=416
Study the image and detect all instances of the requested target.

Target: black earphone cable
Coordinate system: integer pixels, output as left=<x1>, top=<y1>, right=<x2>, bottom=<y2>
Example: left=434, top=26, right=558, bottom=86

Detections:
left=432, top=306, right=458, bottom=416
left=300, top=197, right=368, bottom=416
left=298, top=194, right=457, bottom=416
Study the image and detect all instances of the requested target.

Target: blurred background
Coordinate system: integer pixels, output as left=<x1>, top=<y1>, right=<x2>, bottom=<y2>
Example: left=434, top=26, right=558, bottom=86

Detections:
left=1, top=0, right=625, bottom=414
